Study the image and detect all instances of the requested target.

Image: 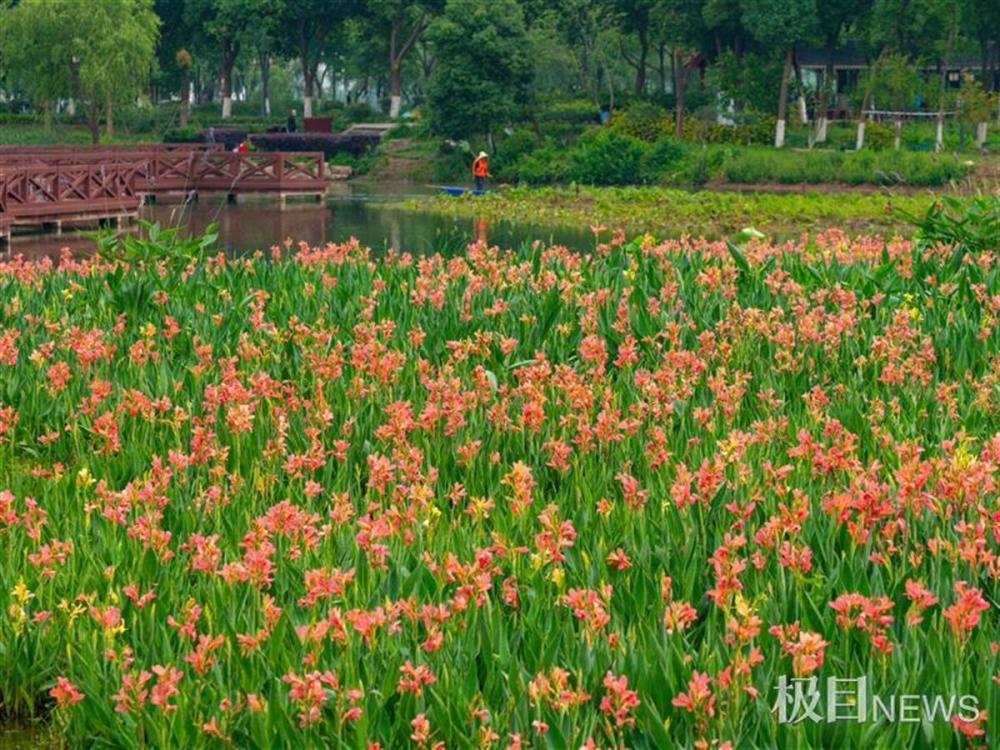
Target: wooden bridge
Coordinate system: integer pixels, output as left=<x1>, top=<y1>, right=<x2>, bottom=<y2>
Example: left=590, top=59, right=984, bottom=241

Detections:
left=0, top=145, right=327, bottom=242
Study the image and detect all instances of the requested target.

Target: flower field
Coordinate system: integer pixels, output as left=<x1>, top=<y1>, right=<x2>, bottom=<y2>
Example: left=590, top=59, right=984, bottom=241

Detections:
left=0, top=229, right=997, bottom=749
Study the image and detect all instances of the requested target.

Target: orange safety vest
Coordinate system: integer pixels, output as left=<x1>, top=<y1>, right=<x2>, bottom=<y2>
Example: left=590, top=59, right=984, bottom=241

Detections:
left=472, top=157, right=488, bottom=177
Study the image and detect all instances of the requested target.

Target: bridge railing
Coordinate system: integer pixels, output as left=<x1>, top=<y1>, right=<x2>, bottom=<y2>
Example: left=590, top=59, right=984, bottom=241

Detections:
left=143, top=151, right=326, bottom=194
left=0, top=162, right=142, bottom=225
left=0, top=150, right=326, bottom=195
left=1, top=150, right=326, bottom=237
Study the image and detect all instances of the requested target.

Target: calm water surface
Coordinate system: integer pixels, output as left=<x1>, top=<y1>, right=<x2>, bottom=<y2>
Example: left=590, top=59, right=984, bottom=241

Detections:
left=2, top=183, right=596, bottom=261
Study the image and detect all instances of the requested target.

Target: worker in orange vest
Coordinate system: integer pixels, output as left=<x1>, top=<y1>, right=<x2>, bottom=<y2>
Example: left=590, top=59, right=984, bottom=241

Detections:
left=472, top=151, right=490, bottom=193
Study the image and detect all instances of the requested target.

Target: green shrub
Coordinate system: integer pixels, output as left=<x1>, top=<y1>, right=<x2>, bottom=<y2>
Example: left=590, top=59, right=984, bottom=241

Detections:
left=538, top=99, right=599, bottom=124
left=862, top=121, right=894, bottom=150
left=611, top=101, right=670, bottom=142
left=162, top=125, right=202, bottom=143
left=511, top=145, right=568, bottom=184
left=682, top=115, right=776, bottom=146
left=638, top=136, right=686, bottom=183
left=567, top=128, right=645, bottom=185
left=536, top=121, right=585, bottom=143
left=721, top=148, right=968, bottom=186
left=493, top=128, right=542, bottom=174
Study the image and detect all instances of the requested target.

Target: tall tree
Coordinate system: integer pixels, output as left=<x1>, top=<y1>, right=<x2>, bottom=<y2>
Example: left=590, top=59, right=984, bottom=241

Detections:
left=427, top=0, right=533, bottom=140
left=615, top=0, right=657, bottom=94
left=187, top=0, right=257, bottom=118
left=0, top=0, right=159, bottom=143
left=741, top=0, right=817, bottom=147
left=366, top=0, right=443, bottom=118
left=651, top=0, right=702, bottom=137
left=968, top=0, right=1000, bottom=92
left=243, top=3, right=281, bottom=116
left=280, top=0, right=356, bottom=118
left=553, top=0, right=619, bottom=106
left=811, top=0, right=871, bottom=144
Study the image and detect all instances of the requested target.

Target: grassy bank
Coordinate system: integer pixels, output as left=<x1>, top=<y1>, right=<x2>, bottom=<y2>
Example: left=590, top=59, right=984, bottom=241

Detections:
left=392, top=186, right=954, bottom=238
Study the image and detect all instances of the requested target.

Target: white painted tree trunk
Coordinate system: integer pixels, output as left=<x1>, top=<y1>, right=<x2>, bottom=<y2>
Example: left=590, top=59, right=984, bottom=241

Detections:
left=66, top=99, right=76, bottom=116
left=774, top=49, right=792, bottom=148
left=389, top=95, right=402, bottom=119
left=816, top=116, right=828, bottom=143
left=934, top=118, right=944, bottom=152
left=303, top=96, right=313, bottom=118
left=798, top=95, right=808, bottom=125
left=222, top=96, right=232, bottom=119
left=975, top=121, right=988, bottom=148
left=855, top=121, right=865, bottom=151
left=894, top=119, right=902, bottom=151
left=774, top=118, right=786, bottom=148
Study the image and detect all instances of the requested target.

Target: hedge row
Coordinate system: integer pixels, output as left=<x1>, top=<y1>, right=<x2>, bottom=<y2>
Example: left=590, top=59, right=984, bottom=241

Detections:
left=249, top=132, right=381, bottom=157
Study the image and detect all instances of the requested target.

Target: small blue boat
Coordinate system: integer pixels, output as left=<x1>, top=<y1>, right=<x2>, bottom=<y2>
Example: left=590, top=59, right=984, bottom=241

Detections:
left=435, top=185, right=485, bottom=197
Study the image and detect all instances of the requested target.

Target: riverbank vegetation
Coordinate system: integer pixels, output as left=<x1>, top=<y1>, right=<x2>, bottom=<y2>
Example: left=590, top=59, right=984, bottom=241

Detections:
left=394, top=185, right=962, bottom=237
left=0, top=222, right=998, bottom=747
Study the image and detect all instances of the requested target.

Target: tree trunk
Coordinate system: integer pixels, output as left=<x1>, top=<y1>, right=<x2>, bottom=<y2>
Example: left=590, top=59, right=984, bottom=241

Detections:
left=775, top=48, right=792, bottom=147
left=179, top=72, right=190, bottom=127
left=301, top=49, right=317, bottom=118
left=674, top=48, right=687, bottom=138
left=388, top=14, right=427, bottom=119
left=389, top=16, right=403, bottom=118
left=814, top=47, right=834, bottom=144
left=657, top=42, right=667, bottom=94
left=259, top=52, right=271, bottom=117
left=856, top=88, right=871, bottom=150
left=389, top=61, right=402, bottom=118
left=87, top=107, right=100, bottom=144
left=975, top=121, right=988, bottom=148
left=936, top=26, right=956, bottom=153
left=220, top=56, right=234, bottom=118
left=634, top=25, right=648, bottom=94
left=855, top=51, right=884, bottom=150
left=793, top=51, right=808, bottom=126
left=105, top=94, right=114, bottom=137
left=894, top=118, right=902, bottom=151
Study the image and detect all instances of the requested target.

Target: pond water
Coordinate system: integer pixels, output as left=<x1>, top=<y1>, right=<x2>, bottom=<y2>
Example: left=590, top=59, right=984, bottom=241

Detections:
left=2, top=183, right=596, bottom=261
left=0, top=723, right=59, bottom=749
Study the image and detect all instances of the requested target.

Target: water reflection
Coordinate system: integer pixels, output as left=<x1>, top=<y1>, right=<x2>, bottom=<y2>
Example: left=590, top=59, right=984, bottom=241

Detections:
left=1, top=184, right=595, bottom=260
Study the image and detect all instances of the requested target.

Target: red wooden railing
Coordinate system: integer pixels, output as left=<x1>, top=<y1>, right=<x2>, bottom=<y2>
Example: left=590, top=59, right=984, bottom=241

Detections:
left=1, top=148, right=326, bottom=236
left=0, top=162, right=142, bottom=234
left=142, top=151, right=326, bottom=194
left=0, top=152, right=326, bottom=193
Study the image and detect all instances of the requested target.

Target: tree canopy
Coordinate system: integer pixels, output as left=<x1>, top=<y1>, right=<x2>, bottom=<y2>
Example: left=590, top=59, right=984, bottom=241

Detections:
left=0, top=0, right=997, bottom=141
left=0, top=0, right=160, bottom=141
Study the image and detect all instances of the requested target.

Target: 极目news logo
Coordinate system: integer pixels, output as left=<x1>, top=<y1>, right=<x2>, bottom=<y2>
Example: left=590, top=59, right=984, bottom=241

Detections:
left=773, top=675, right=981, bottom=724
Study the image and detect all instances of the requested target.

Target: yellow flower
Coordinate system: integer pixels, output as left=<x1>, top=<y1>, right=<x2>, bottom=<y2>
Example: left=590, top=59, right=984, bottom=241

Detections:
left=952, top=443, right=975, bottom=471
left=76, top=467, right=95, bottom=488
left=11, top=578, right=33, bottom=605
left=548, top=567, right=565, bottom=587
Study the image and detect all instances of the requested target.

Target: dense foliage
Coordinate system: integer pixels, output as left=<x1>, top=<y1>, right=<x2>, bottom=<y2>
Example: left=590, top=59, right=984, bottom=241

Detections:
left=1, top=0, right=998, bottom=150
